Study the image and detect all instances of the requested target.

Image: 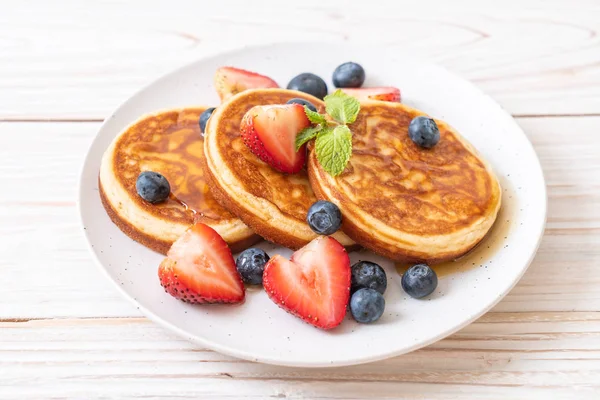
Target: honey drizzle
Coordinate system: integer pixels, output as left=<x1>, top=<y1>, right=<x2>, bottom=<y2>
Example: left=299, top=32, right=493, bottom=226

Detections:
left=168, top=192, right=197, bottom=215
left=167, top=192, right=218, bottom=223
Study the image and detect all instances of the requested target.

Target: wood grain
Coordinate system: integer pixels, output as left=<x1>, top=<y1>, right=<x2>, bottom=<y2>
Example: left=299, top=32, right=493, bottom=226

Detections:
left=1, top=314, right=599, bottom=399
left=2, top=0, right=600, bottom=119
left=2, top=0, right=600, bottom=397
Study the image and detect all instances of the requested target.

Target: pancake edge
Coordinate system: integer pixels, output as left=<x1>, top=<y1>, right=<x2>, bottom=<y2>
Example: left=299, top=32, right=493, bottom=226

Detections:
left=99, top=179, right=261, bottom=255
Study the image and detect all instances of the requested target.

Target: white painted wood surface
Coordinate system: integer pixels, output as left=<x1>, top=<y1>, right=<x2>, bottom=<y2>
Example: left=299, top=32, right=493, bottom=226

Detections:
left=1, top=0, right=599, bottom=398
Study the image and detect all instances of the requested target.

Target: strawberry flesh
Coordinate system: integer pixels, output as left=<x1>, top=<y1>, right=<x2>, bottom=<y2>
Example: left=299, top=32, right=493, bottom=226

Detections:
left=341, top=87, right=401, bottom=102
left=263, top=236, right=351, bottom=329
left=240, top=103, right=310, bottom=174
left=214, top=67, right=279, bottom=101
left=158, top=223, right=245, bottom=304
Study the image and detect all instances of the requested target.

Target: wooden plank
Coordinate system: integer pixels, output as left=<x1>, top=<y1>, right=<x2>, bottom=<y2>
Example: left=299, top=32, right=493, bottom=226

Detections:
left=0, top=116, right=598, bottom=318
left=1, top=0, right=600, bottom=118
left=0, top=314, right=598, bottom=399
left=2, top=1, right=600, bottom=397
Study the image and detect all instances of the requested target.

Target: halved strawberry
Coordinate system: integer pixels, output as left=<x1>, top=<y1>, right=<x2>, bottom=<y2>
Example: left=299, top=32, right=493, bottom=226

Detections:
left=263, top=236, right=351, bottom=330
left=340, top=87, right=401, bottom=102
left=158, top=223, right=245, bottom=304
left=240, top=103, right=310, bottom=174
left=214, top=67, right=279, bottom=101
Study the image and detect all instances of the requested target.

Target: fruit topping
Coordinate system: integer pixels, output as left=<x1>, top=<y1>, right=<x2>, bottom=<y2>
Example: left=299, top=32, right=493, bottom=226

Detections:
left=136, top=171, right=170, bottom=203
left=408, top=116, right=440, bottom=149
left=199, top=107, right=216, bottom=136
left=240, top=103, right=310, bottom=174
left=158, top=223, right=245, bottom=304
left=350, top=288, right=385, bottom=323
left=286, top=97, right=317, bottom=112
left=332, top=62, right=365, bottom=88
left=401, top=264, right=438, bottom=299
left=350, top=261, right=387, bottom=295
left=263, top=236, right=351, bottom=330
left=214, top=67, right=278, bottom=101
left=295, top=90, right=360, bottom=177
left=236, top=248, right=270, bottom=285
left=287, top=73, right=328, bottom=100
left=307, top=200, right=342, bottom=235
left=340, top=87, right=401, bottom=102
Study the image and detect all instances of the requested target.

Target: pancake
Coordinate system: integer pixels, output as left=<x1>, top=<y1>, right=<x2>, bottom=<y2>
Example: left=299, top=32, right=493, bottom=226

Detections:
left=308, top=101, right=501, bottom=263
left=99, top=107, right=259, bottom=255
left=203, top=89, right=355, bottom=250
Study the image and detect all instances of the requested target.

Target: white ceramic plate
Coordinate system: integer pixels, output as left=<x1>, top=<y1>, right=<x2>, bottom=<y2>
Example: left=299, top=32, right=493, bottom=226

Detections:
left=79, top=43, right=546, bottom=367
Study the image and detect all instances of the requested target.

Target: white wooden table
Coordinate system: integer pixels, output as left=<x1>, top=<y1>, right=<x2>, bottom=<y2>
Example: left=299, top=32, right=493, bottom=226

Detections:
left=2, top=1, right=600, bottom=398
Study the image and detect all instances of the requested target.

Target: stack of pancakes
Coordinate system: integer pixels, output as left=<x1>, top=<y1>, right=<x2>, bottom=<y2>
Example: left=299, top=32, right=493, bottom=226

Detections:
left=100, top=89, right=501, bottom=263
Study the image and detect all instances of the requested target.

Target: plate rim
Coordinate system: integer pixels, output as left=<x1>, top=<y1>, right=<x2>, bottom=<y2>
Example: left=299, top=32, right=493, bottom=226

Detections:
left=77, top=42, right=548, bottom=367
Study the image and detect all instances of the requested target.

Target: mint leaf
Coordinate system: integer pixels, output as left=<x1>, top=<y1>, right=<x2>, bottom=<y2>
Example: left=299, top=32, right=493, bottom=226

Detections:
left=304, top=106, right=327, bottom=125
left=324, top=90, right=360, bottom=124
left=295, top=125, right=323, bottom=151
left=315, top=125, right=352, bottom=176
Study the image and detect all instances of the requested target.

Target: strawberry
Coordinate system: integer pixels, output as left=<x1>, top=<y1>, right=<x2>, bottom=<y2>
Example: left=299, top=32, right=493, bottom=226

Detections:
left=340, top=87, right=401, bottom=102
left=158, top=223, right=245, bottom=304
left=240, top=103, right=310, bottom=174
left=263, top=236, right=351, bottom=330
left=214, top=67, right=279, bottom=101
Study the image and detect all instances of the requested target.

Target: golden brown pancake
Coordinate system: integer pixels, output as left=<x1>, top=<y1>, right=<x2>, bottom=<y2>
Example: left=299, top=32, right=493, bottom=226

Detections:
left=203, top=89, right=355, bottom=250
left=99, top=107, right=259, bottom=254
left=308, top=101, right=502, bottom=263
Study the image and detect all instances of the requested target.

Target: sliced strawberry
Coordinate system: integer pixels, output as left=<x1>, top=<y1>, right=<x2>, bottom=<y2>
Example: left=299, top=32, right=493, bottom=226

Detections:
left=263, top=236, right=351, bottom=330
left=214, top=67, right=279, bottom=101
left=340, top=87, right=401, bottom=102
left=240, top=103, right=310, bottom=174
left=158, top=223, right=245, bottom=304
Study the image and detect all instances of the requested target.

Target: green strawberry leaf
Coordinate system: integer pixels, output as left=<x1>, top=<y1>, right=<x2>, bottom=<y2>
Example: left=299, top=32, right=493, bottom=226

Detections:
left=304, top=106, right=327, bottom=125
left=324, top=90, right=360, bottom=124
left=315, top=125, right=352, bottom=176
left=295, top=125, right=323, bottom=151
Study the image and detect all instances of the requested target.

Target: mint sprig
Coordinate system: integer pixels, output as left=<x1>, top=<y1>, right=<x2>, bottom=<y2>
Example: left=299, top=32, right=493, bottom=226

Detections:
left=315, top=125, right=352, bottom=176
left=304, top=107, right=327, bottom=125
left=325, top=91, right=360, bottom=124
left=294, top=90, right=360, bottom=176
left=295, top=125, right=322, bottom=151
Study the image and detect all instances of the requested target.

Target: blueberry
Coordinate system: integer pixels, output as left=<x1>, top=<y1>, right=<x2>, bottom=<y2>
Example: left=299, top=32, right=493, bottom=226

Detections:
left=350, top=288, right=385, bottom=323
left=351, top=261, right=387, bottom=295
left=136, top=171, right=170, bottom=203
left=401, top=264, right=438, bottom=299
left=286, top=98, right=317, bottom=112
left=236, top=248, right=270, bottom=285
left=199, top=107, right=216, bottom=136
left=332, top=62, right=365, bottom=88
left=306, top=200, right=342, bottom=235
left=408, top=116, right=440, bottom=148
left=287, top=73, right=328, bottom=100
